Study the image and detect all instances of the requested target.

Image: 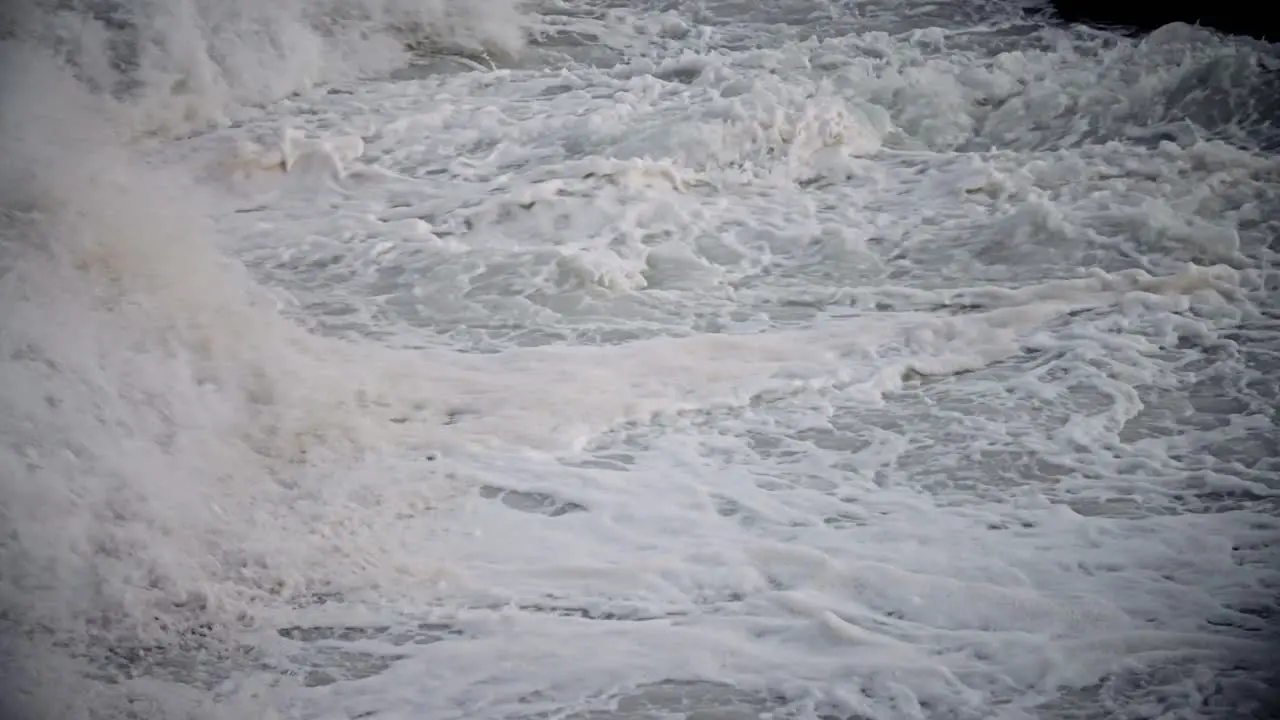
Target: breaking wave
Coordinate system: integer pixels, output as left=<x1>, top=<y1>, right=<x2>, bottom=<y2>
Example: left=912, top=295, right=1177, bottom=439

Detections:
left=0, top=1, right=527, bottom=717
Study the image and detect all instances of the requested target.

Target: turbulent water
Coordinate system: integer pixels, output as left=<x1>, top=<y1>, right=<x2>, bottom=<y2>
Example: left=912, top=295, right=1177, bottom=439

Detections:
left=1, top=0, right=1278, bottom=718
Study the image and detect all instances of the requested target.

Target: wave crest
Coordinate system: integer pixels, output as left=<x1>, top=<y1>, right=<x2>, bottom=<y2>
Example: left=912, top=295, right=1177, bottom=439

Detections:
left=4, top=0, right=529, bottom=135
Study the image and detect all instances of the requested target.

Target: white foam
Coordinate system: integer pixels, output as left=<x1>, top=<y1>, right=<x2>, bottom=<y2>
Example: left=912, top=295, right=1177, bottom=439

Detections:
left=6, top=0, right=529, bottom=138
left=4, top=1, right=1279, bottom=719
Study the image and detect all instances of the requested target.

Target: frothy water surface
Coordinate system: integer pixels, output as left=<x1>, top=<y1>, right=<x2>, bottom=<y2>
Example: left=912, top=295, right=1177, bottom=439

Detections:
left=2, top=0, right=1278, bottom=718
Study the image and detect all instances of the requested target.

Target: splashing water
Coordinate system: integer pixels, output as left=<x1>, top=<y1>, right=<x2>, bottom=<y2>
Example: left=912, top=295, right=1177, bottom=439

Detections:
left=2, top=0, right=1278, bottom=718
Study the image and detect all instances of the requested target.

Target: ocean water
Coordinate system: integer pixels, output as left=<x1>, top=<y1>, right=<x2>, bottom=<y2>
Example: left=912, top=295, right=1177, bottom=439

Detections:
left=1, top=0, right=1278, bottom=718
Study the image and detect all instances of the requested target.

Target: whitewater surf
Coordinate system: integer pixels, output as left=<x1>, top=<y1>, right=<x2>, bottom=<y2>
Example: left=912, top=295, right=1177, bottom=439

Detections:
left=2, top=1, right=1277, bottom=718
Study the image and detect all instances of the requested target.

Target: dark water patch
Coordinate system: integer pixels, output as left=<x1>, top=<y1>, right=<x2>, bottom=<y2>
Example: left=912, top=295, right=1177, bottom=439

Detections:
left=1044, top=1, right=1275, bottom=41
left=79, top=623, right=266, bottom=690
left=513, top=605, right=680, bottom=622
left=1032, top=661, right=1279, bottom=719
left=561, top=452, right=637, bottom=471
left=479, top=485, right=588, bottom=517
left=823, top=511, right=869, bottom=528
left=521, top=680, right=803, bottom=720
left=278, top=622, right=465, bottom=687
left=292, top=647, right=409, bottom=688
left=278, top=622, right=463, bottom=646
left=389, top=57, right=490, bottom=80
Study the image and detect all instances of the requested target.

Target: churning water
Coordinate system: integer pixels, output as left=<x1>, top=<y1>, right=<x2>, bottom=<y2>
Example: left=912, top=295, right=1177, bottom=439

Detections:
left=1, top=0, right=1278, bottom=718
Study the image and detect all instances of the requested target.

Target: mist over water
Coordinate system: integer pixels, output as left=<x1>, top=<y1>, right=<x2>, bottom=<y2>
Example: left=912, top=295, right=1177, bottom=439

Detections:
left=1, top=0, right=1278, bottom=718
left=2, top=0, right=527, bottom=133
